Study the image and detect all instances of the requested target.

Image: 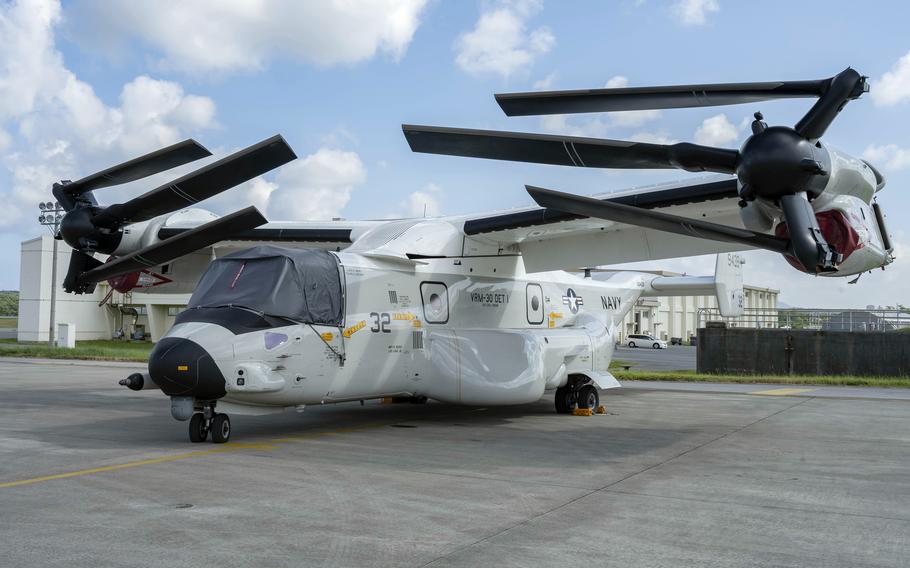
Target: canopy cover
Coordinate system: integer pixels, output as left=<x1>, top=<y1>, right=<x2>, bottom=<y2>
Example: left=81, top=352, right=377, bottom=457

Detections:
left=187, top=245, right=343, bottom=326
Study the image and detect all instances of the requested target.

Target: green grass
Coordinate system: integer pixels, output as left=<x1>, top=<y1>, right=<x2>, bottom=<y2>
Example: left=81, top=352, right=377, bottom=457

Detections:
left=612, top=369, right=910, bottom=388
left=0, top=318, right=16, bottom=328
left=0, top=339, right=152, bottom=362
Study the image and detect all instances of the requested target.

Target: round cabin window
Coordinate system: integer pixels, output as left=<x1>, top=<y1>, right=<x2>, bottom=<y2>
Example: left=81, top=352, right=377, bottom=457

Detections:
left=531, top=296, right=540, bottom=311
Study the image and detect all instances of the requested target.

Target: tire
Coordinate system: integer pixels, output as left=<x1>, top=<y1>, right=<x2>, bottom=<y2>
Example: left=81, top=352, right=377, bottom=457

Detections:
left=554, top=386, right=576, bottom=414
left=628, top=341, right=636, bottom=348
left=189, top=413, right=208, bottom=443
left=653, top=342, right=660, bottom=349
left=576, top=384, right=600, bottom=411
left=210, top=413, right=231, bottom=444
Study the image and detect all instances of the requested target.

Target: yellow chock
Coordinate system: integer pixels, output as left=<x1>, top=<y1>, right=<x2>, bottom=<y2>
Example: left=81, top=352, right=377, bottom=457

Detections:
left=380, top=397, right=394, bottom=404
left=595, top=405, right=606, bottom=415
left=573, top=407, right=593, bottom=416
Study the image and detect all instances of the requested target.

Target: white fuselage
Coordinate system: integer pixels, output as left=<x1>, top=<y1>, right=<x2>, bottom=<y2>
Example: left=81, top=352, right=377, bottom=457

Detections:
left=161, top=252, right=649, bottom=410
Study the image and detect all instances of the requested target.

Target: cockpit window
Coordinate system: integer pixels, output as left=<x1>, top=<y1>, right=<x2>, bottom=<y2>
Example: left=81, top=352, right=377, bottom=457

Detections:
left=187, top=245, right=343, bottom=326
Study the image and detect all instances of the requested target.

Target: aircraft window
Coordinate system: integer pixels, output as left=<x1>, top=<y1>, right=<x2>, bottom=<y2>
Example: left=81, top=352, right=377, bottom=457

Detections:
left=526, top=283, right=544, bottom=324
left=420, top=282, right=449, bottom=324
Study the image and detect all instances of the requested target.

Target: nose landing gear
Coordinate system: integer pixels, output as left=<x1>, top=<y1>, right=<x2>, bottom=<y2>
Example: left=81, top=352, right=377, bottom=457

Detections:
left=188, top=404, right=231, bottom=443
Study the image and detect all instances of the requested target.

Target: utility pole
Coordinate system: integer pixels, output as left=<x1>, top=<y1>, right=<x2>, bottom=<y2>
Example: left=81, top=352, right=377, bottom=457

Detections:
left=38, top=202, right=64, bottom=347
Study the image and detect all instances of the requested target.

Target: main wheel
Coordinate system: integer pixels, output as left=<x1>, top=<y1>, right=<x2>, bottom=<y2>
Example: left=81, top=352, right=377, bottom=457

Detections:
left=554, top=386, right=576, bottom=414
left=652, top=342, right=660, bottom=349
left=210, top=414, right=231, bottom=444
left=189, top=413, right=208, bottom=443
left=576, top=385, right=600, bottom=411
left=628, top=341, right=636, bottom=348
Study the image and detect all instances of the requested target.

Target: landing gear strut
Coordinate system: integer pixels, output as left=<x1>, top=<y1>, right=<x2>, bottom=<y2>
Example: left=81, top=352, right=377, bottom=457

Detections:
left=188, top=403, right=231, bottom=443
left=554, top=376, right=600, bottom=414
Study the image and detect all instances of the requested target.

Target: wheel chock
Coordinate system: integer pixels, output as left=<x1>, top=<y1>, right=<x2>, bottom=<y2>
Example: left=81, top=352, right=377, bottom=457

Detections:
left=573, top=408, right=593, bottom=416
left=595, top=405, right=606, bottom=415
left=381, top=396, right=394, bottom=404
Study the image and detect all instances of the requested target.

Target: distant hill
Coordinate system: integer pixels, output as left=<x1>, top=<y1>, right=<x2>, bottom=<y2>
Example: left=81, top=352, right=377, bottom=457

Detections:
left=0, top=291, right=18, bottom=316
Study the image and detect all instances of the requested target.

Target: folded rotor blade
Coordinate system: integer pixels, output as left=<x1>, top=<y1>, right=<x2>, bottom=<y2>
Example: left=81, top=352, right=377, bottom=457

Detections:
left=526, top=185, right=789, bottom=254
left=93, top=135, right=296, bottom=228
left=496, top=79, right=829, bottom=116
left=80, top=206, right=267, bottom=285
left=66, top=139, right=212, bottom=196
left=794, top=68, right=867, bottom=140
left=403, top=125, right=738, bottom=174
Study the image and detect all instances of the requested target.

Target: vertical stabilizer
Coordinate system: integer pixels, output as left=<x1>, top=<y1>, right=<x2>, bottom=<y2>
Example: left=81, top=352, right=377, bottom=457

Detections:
left=715, top=253, right=745, bottom=317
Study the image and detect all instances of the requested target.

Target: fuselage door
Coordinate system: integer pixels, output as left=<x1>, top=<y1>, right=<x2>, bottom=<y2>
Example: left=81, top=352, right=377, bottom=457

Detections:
left=526, top=283, right=544, bottom=325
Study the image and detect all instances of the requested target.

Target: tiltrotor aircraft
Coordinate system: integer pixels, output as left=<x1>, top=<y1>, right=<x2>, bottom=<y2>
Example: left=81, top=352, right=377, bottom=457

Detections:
left=50, top=68, right=893, bottom=442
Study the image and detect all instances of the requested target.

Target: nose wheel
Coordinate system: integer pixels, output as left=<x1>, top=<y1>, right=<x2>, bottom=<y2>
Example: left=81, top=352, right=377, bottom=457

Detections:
left=188, top=411, right=231, bottom=443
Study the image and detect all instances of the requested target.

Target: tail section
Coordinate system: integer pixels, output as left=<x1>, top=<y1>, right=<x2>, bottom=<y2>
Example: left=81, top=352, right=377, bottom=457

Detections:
left=713, top=253, right=745, bottom=317
left=640, top=253, right=745, bottom=317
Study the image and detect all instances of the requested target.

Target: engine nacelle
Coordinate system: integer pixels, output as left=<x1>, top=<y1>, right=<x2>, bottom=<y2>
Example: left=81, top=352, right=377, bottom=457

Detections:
left=775, top=195, right=893, bottom=276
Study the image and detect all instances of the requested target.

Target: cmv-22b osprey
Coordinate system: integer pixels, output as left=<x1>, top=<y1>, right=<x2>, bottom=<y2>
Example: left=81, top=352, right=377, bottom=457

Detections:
left=50, top=68, right=894, bottom=442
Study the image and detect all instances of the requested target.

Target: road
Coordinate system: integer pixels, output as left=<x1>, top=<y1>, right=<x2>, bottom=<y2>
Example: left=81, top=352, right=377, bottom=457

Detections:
left=2, top=357, right=909, bottom=567
left=614, top=345, right=696, bottom=371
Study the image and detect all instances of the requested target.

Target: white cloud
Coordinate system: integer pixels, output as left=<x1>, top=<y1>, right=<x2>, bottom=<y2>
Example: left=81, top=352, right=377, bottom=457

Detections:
left=71, top=0, right=428, bottom=74
left=872, top=51, right=910, bottom=106
left=455, top=0, right=555, bottom=78
left=863, top=144, right=910, bottom=171
left=405, top=183, right=443, bottom=217
left=672, top=0, right=719, bottom=26
left=628, top=131, right=677, bottom=144
left=605, top=75, right=628, bottom=88
left=694, top=113, right=740, bottom=146
left=0, top=0, right=217, bottom=230
left=533, top=72, right=557, bottom=90
left=266, top=148, right=367, bottom=220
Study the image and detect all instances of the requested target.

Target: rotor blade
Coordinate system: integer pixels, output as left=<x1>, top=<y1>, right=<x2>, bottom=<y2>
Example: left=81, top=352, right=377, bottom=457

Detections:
left=403, top=125, right=738, bottom=174
left=496, top=78, right=830, bottom=116
left=794, top=68, right=867, bottom=140
left=66, top=139, right=212, bottom=196
left=80, top=207, right=267, bottom=285
left=93, top=135, right=296, bottom=228
left=526, top=185, right=789, bottom=254
left=779, top=193, right=841, bottom=271
left=62, top=250, right=104, bottom=294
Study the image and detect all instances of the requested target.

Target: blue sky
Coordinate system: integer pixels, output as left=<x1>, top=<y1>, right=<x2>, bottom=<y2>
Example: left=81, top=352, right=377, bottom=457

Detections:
left=1, top=0, right=909, bottom=307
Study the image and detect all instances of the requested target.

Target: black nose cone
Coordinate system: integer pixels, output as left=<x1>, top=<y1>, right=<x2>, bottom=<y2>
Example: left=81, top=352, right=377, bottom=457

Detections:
left=149, top=337, right=226, bottom=399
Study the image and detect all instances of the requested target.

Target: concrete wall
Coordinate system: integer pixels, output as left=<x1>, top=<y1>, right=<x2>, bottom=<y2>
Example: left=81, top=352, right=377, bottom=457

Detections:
left=697, top=327, right=910, bottom=377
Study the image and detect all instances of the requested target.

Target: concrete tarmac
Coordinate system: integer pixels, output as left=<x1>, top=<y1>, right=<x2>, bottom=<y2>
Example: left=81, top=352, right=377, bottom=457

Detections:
left=2, top=358, right=910, bottom=567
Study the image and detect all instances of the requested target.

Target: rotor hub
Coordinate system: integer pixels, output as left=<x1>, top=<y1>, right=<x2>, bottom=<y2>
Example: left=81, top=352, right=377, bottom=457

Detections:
left=736, top=126, right=830, bottom=201
left=59, top=207, right=122, bottom=254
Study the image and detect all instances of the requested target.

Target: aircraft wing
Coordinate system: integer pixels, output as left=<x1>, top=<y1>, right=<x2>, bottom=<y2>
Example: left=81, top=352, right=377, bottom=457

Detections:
left=157, top=219, right=381, bottom=252
left=454, top=175, right=749, bottom=272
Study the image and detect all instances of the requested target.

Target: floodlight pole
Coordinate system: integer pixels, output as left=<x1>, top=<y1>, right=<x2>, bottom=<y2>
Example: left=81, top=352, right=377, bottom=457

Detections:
left=39, top=202, right=65, bottom=347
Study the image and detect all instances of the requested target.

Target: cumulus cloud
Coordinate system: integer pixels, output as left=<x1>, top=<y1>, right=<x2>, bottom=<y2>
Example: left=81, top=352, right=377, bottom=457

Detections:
left=863, top=144, right=910, bottom=171
left=455, top=0, right=555, bottom=78
left=405, top=183, right=443, bottom=217
left=0, top=0, right=217, bottom=230
left=672, top=0, right=719, bottom=26
left=70, top=0, right=428, bottom=74
left=605, top=75, right=629, bottom=88
left=694, top=113, right=740, bottom=146
left=266, top=148, right=367, bottom=221
left=871, top=51, right=910, bottom=106
left=533, top=72, right=557, bottom=90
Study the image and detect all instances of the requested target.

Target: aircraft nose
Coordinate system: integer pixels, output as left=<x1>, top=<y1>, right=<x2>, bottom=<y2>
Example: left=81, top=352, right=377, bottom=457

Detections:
left=149, top=337, right=226, bottom=400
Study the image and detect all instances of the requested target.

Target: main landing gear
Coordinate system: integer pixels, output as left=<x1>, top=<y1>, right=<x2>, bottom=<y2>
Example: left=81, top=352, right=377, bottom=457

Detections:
left=188, top=404, right=231, bottom=443
left=554, top=376, right=600, bottom=414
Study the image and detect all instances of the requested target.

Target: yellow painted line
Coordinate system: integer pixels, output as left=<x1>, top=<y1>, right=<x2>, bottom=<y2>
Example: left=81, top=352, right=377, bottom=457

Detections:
left=0, top=420, right=395, bottom=490
left=748, top=387, right=814, bottom=396
left=0, top=443, right=275, bottom=489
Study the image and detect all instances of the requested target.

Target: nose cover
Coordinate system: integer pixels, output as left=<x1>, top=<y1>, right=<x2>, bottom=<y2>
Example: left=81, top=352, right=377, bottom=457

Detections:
left=149, top=337, right=226, bottom=399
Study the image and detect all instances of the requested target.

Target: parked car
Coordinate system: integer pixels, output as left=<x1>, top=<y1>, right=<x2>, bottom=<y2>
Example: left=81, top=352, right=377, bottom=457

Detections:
left=626, top=334, right=668, bottom=349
